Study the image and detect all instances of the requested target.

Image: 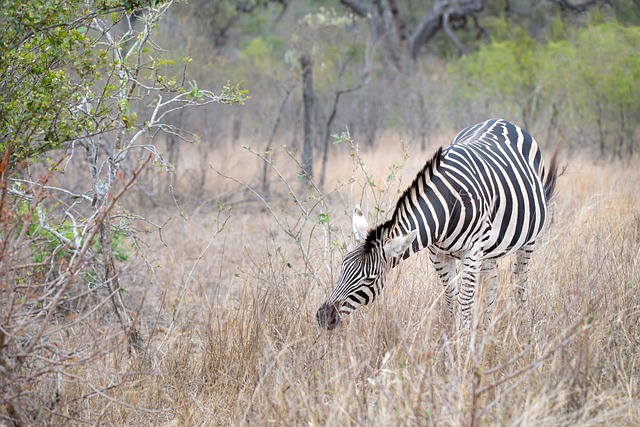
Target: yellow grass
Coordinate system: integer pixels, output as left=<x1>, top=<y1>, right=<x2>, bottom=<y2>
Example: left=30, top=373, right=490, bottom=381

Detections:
left=52, top=138, right=639, bottom=426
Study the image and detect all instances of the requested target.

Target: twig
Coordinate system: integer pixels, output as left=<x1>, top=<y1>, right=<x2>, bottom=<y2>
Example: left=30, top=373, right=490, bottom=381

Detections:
left=476, top=318, right=591, bottom=395
left=157, top=208, right=230, bottom=352
left=20, top=154, right=152, bottom=361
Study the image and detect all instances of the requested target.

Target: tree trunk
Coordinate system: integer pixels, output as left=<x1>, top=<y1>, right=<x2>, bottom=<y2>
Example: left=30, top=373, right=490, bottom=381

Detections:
left=300, top=54, right=314, bottom=186
left=596, top=99, right=606, bottom=158
left=319, top=58, right=364, bottom=191
left=408, top=0, right=485, bottom=59
left=320, top=92, right=340, bottom=191
left=99, top=219, right=144, bottom=352
left=388, top=0, right=407, bottom=40
left=341, top=0, right=401, bottom=66
left=262, top=87, right=294, bottom=194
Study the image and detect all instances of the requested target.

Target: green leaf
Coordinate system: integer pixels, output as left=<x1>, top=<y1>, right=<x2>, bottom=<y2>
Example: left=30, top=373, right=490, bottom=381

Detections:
left=316, top=213, right=331, bottom=224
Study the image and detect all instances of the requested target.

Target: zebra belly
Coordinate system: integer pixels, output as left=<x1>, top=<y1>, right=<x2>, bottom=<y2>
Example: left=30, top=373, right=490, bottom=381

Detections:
left=431, top=228, right=535, bottom=261
left=431, top=195, right=545, bottom=261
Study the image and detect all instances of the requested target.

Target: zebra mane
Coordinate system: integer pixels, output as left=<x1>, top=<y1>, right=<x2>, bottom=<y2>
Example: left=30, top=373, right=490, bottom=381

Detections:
left=363, top=146, right=443, bottom=252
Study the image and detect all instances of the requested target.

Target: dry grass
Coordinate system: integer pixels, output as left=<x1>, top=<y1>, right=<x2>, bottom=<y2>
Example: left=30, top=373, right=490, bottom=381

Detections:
left=41, top=140, right=640, bottom=425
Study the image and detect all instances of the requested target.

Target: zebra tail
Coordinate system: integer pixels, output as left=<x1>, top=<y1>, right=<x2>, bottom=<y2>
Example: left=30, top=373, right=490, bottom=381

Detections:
left=544, top=141, right=560, bottom=203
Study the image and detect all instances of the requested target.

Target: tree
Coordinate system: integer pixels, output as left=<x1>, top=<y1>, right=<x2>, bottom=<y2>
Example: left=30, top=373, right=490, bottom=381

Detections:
left=283, top=8, right=367, bottom=189
left=300, top=53, right=315, bottom=186
left=172, top=0, right=289, bottom=51
left=451, top=13, right=640, bottom=157
left=341, top=0, right=486, bottom=60
left=453, top=21, right=542, bottom=129
left=564, top=19, right=640, bottom=157
left=0, top=0, right=247, bottom=424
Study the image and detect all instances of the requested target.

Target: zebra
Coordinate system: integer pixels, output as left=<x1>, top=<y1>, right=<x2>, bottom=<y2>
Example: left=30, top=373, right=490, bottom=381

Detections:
left=316, top=119, right=559, bottom=330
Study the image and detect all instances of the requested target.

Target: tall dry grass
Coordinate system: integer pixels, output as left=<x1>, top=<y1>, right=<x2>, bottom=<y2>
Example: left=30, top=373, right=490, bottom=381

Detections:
left=44, top=139, right=640, bottom=426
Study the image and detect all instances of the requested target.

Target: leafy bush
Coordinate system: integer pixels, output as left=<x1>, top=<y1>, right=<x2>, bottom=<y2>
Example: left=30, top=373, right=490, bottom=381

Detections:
left=561, top=18, right=640, bottom=156
left=451, top=15, right=640, bottom=156
left=0, top=1, right=247, bottom=424
left=452, top=20, right=541, bottom=129
left=0, top=1, right=104, bottom=165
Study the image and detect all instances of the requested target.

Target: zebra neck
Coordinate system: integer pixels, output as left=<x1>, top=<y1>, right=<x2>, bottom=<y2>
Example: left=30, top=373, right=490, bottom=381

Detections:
left=386, top=185, right=443, bottom=257
left=386, top=218, right=435, bottom=260
left=384, top=147, right=445, bottom=258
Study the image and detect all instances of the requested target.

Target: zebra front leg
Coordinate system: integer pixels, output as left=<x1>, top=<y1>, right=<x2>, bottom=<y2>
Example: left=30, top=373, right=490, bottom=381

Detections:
left=480, top=259, right=498, bottom=323
left=458, top=246, right=484, bottom=329
left=513, top=242, right=534, bottom=307
left=428, top=248, right=458, bottom=316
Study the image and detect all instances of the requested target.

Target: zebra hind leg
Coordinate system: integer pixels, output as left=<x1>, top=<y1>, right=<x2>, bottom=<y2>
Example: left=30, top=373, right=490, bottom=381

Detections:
left=513, top=242, right=535, bottom=307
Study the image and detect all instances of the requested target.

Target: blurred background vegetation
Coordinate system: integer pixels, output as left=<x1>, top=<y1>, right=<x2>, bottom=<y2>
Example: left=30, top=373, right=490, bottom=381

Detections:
left=3, top=0, right=639, bottom=186
left=156, top=0, right=640, bottom=165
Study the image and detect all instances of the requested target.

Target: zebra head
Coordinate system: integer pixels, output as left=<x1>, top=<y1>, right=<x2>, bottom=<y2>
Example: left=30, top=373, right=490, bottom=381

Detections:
left=316, top=206, right=417, bottom=330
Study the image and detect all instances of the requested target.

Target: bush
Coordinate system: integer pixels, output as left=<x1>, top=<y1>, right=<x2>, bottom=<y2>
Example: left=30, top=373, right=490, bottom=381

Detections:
left=451, top=16, right=640, bottom=156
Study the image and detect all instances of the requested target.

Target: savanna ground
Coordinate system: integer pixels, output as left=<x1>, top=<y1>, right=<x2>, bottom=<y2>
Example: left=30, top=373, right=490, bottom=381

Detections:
left=16, top=133, right=640, bottom=426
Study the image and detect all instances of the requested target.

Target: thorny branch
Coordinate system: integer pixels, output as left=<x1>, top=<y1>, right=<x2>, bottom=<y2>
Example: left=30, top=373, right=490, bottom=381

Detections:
left=20, top=153, right=152, bottom=360
left=157, top=208, right=231, bottom=352
left=2, top=0, right=247, bottom=424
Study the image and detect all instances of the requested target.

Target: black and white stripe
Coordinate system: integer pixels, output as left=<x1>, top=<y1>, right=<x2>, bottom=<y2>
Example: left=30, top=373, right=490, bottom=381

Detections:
left=317, top=119, right=559, bottom=330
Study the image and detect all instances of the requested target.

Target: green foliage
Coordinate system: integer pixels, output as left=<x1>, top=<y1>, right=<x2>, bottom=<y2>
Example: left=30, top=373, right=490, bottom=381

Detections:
left=220, top=81, right=251, bottom=105
left=16, top=200, right=130, bottom=269
left=240, top=35, right=286, bottom=73
left=563, top=20, right=640, bottom=154
left=292, top=7, right=364, bottom=91
left=614, top=0, right=640, bottom=25
left=0, top=0, right=249, bottom=170
left=315, top=212, right=332, bottom=227
left=0, top=0, right=109, bottom=165
left=452, top=18, right=542, bottom=127
left=451, top=16, right=640, bottom=154
left=570, top=20, right=640, bottom=103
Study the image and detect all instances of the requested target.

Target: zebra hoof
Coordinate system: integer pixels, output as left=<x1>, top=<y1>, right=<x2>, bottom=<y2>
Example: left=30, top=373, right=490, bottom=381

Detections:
left=316, top=302, right=342, bottom=330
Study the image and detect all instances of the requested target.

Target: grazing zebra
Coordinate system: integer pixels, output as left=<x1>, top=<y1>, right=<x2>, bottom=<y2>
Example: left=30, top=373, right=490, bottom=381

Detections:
left=316, top=119, right=559, bottom=330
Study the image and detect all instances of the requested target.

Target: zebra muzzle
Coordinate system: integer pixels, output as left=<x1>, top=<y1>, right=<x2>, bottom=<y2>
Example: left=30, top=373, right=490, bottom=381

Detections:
left=316, top=301, right=342, bottom=330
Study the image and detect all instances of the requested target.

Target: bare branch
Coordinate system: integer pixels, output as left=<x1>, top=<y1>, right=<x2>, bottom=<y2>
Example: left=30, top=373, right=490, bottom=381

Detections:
left=408, top=0, right=484, bottom=59
left=340, top=0, right=372, bottom=17
left=548, top=0, right=608, bottom=12
left=442, top=11, right=468, bottom=55
left=157, top=208, right=230, bottom=352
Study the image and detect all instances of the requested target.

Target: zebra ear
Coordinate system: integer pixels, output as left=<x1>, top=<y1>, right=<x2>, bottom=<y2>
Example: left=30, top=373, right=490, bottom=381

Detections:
left=352, top=204, right=369, bottom=242
left=383, top=230, right=418, bottom=259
